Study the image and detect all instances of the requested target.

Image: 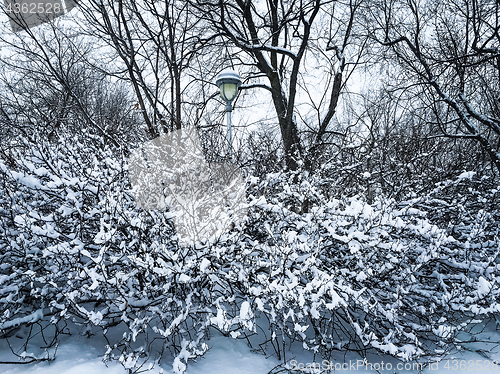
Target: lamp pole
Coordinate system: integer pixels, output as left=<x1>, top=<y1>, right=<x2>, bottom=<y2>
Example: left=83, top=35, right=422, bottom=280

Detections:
left=227, top=104, right=233, bottom=157
left=216, top=70, right=242, bottom=159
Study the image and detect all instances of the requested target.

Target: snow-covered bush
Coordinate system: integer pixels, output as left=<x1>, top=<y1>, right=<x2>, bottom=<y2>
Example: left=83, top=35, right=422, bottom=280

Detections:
left=0, top=134, right=210, bottom=371
left=232, top=169, right=500, bottom=365
left=0, top=133, right=267, bottom=372
left=1, top=133, right=499, bottom=373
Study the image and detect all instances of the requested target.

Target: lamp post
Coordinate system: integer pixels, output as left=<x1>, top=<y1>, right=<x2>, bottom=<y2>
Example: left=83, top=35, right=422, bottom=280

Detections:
left=216, top=70, right=242, bottom=158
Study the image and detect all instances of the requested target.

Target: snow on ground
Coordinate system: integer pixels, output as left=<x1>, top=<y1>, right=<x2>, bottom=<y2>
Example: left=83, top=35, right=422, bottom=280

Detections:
left=1, top=322, right=499, bottom=374
left=0, top=331, right=127, bottom=374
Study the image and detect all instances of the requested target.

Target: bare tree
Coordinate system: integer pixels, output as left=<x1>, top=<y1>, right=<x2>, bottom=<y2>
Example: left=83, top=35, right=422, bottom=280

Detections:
left=75, top=0, right=215, bottom=138
left=365, top=0, right=500, bottom=174
left=194, top=0, right=367, bottom=170
left=0, top=21, right=142, bottom=147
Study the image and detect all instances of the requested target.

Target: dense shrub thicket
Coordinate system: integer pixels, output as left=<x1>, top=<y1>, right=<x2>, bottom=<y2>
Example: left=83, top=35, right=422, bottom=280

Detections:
left=0, top=133, right=499, bottom=373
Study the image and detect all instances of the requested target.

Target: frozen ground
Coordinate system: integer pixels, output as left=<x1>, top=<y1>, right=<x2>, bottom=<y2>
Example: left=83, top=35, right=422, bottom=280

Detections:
left=1, top=322, right=499, bottom=374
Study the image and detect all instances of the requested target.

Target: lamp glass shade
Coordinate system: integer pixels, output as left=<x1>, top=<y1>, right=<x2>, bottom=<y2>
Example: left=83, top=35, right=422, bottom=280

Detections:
left=220, top=82, right=238, bottom=102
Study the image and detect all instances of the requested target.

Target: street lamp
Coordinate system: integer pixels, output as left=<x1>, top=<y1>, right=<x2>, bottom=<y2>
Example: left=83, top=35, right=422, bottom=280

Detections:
left=216, top=69, right=242, bottom=157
